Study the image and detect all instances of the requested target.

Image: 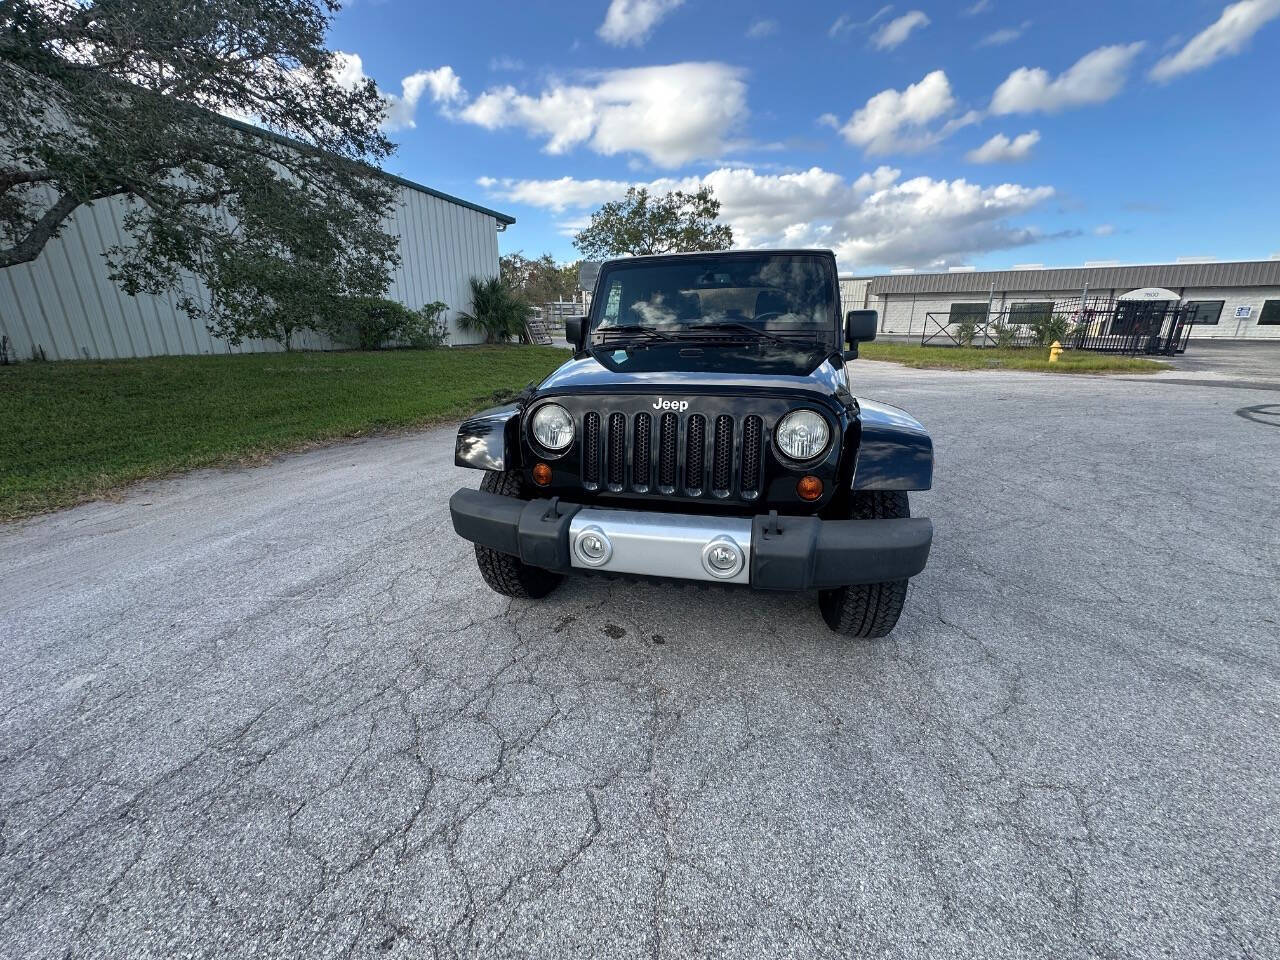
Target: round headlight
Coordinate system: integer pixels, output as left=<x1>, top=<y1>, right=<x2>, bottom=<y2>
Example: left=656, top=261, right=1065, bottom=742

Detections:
left=531, top=403, right=574, bottom=451
left=774, top=410, right=830, bottom=461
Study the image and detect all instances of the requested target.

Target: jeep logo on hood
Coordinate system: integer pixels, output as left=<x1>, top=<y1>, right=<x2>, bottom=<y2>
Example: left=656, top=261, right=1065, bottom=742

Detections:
left=652, top=398, right=689, bottom=412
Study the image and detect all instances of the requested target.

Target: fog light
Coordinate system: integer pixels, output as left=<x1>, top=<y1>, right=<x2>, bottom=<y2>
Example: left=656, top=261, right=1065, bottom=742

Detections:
left=573, top=525, right=612, bottom=566
left=700, top=536, right=744, bottom=579
left=796, top=475, right=823, bottom=501
left=532, top=462, right=552, bottom=486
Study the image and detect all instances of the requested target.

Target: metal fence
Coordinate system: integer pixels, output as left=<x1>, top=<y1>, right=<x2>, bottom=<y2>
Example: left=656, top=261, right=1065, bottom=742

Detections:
left=920, top=297, right=1193, bottom=355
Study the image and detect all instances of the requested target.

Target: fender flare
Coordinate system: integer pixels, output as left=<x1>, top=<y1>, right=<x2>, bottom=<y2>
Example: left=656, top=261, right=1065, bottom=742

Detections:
left=455, top=403, right=522, bottom=472
left=852, top=399, right=933, bottom=491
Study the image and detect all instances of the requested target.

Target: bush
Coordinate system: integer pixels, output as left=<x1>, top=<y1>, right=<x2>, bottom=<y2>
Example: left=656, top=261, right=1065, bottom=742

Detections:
left=993, top=323, right=1017, bottom=349
left=456, top=275, right=531, bottom=344
left=953, top=318, right=979, bottom=347
left=1029, top=313, right=1072, bottom=346
left=401, top=301, right=450, bottom=349
left=328, top=298, right=449, bottom=350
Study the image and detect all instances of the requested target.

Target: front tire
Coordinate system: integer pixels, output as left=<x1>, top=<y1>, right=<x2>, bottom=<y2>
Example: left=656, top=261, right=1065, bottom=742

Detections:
left=472, top=470, right=562, bottom=599
left=818, top=491, right=911, bottom=638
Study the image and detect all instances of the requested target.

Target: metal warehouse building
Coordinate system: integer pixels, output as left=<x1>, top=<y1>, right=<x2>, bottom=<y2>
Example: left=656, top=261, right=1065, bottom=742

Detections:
left=841, top=259, right=1280, bottom=341
left=0, top=171, right=515, bottom=362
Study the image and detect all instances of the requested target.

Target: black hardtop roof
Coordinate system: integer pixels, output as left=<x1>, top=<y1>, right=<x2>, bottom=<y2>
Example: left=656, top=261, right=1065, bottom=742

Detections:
left=601, top=249, right=836, bottom=267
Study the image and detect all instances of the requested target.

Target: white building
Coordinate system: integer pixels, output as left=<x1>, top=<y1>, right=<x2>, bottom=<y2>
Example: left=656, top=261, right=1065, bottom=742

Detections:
left=841, top=260, right=1280, bottom=341
left=0, top=169, right=515, bottom=361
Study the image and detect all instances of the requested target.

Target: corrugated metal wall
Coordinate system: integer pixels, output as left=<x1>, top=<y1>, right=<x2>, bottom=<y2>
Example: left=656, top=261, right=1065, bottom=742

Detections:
left=867, top=260, right=1280, bottom=296
left=838, top=278, right=871, bottom=319
left=870, top=287, right=1280, bottom=340
left=0, top=182, right=504, bottom=360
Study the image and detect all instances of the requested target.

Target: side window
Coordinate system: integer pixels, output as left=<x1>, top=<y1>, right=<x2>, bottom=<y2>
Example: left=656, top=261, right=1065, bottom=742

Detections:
left=1259, top=300, right=1280, bottom=325
left=1184, top=300, right=1224, bottom=325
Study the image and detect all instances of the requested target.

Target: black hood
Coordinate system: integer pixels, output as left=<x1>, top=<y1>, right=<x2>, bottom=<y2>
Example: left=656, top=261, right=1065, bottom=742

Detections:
left=539, top=349, right=846, bottom=403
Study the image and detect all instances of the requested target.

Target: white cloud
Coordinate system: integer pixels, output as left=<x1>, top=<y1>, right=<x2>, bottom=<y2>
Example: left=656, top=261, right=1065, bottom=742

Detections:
left=453, top=63, right=746, bottom=167
left=329, top=53, right=464, bottom=132
left=1150, top=0, right=1280, bottom=81
left=329, top=52, right=368, bottom=92
left=872, top=10, right=931, bottom=50
left=1094, top=223, right=1116, bottom=236
left=964, top=0, right=992, bottom=14
left=489, top=55, right=525, bottom=72
left=420, top=66, right=466, bottom=104
left=478, top=166, right=1055, bottom=270
left=838, top=70, right=976, bottom=155
left=598, top=0, right=684, bottom=47
left=829, top=6, right=894, bottom=39
left=966, top=130, right=1040, bottom=163
left=747, top=18, right=778, bottom=38
left=978, top=21, right=1031, bottom=46
left=991, top=42, right=1145, bottom=114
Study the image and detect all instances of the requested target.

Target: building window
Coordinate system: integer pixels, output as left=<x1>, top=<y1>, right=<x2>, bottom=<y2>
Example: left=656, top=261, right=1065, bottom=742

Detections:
left=1007, top=301, right=1054, bottom=325
left=1183, top=300, right=1224, bottom=325
left=949, top=302, right=988, bottom=323
left=1259, top=300, right=1280, bottom=325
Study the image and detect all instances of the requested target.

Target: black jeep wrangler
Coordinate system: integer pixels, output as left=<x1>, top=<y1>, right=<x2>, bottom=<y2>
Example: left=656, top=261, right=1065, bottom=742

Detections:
left=449, top=250, right=933, bottom=637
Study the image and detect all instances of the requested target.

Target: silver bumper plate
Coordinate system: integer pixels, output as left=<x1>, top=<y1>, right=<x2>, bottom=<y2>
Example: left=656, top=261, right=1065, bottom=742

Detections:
left=567, top=508, right=753, bottom=585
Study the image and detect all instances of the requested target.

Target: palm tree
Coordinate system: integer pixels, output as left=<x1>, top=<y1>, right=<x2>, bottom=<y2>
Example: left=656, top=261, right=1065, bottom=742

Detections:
left=455, top=275, right=531, bottom=344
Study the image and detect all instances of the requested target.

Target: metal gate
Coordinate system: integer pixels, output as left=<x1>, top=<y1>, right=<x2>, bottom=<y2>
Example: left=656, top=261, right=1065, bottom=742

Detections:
left=921, top=296, right=1193, bottom=355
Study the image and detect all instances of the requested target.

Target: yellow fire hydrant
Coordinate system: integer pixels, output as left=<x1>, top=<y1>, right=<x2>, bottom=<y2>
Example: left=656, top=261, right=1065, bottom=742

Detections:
left=1049, top=340, right=1064, bottom=363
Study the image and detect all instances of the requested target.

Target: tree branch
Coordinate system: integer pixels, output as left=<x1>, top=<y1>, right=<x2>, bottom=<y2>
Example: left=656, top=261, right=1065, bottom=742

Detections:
left=0, top=190, right=85, bottom=269
left=0, top=168, right=55, bottom=193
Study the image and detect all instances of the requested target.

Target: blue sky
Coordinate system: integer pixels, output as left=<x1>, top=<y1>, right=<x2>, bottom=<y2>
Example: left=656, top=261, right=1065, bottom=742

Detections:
left=328, top=0, right=1280, bottom=274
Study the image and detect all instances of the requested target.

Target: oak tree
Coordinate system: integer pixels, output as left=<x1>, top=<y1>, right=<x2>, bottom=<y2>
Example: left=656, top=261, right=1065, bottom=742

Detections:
left=1, top=0, right=400, bottom=347
left=572, top=186, right=733, bottom=260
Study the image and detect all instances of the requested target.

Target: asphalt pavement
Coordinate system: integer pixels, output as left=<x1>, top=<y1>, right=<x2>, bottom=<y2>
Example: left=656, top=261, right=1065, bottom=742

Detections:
left=2, top=361, right=1278, bottom=959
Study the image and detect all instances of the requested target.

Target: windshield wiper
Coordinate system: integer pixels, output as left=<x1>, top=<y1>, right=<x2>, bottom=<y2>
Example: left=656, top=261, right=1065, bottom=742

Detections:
left=593, top=327, right=679, bottom=348
left=675, top=322, right=798, bottom=347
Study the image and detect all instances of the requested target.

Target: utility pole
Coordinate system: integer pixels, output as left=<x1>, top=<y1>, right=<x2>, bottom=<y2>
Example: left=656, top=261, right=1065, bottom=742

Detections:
left=985, top=280, right=996, bottom=347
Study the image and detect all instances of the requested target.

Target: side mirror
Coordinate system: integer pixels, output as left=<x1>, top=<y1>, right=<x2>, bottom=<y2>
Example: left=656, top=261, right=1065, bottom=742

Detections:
left=845, top=309, right=878, bottom=344
left=844, top=309, right=878, bottom=360
left=564, top=316, right=587, bottom=353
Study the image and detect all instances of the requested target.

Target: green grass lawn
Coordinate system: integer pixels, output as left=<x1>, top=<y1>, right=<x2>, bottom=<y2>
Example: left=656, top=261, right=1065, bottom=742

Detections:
left=860, top=342, right=1170, bottom=374
left=0, top=346, right=568, bottom=521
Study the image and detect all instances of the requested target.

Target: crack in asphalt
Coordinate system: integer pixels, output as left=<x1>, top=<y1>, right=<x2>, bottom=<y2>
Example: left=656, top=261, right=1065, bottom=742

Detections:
left=1, top=366, right=1278, bottom=958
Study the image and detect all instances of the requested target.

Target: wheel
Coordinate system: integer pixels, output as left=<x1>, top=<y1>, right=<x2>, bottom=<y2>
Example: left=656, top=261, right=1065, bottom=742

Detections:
left=472, top=470, right=563, bottom=599
left=818, top=491, right=911, bottom=638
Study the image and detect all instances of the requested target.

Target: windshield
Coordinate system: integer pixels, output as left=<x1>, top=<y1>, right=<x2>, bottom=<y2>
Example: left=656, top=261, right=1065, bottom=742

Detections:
left=590, top=254, right=838, bottom=350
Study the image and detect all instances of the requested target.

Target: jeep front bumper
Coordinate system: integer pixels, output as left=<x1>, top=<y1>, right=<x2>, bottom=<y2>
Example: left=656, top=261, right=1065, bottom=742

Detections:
left=449, top=489, right=933, bottom=590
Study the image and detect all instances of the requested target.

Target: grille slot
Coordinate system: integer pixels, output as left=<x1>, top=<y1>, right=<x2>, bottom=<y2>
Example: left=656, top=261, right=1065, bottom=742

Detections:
left=741, top=416, right=763, bottom=495
left=583, top=412, right=600, bottom=485
left=712, top=415, right=734, bottom=494
left=658, top=413, right=678, bottom=488
left=607, top=413, right=626, bottom=489
left=685, top=415, right=706, bottom=492
left=633, top=413, right=652, bottom=489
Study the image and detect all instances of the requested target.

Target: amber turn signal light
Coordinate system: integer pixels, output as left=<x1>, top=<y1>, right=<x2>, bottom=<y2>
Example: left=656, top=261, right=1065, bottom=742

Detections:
left=532, top=462, right=552, bottom=486
left=796, top=475, right=823, bottom=501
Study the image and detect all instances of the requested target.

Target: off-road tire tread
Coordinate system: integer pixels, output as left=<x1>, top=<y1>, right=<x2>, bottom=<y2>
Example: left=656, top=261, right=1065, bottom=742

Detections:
left=819, top=491, right=911, bottom=638
left=851, top=489, right=910, bottom=520
left=473, top=470, right=562, bottom=599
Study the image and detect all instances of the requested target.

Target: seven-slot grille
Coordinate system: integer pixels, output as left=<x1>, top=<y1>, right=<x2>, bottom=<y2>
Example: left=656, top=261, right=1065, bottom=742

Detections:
left=582, top=409, right=765, bottom=500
